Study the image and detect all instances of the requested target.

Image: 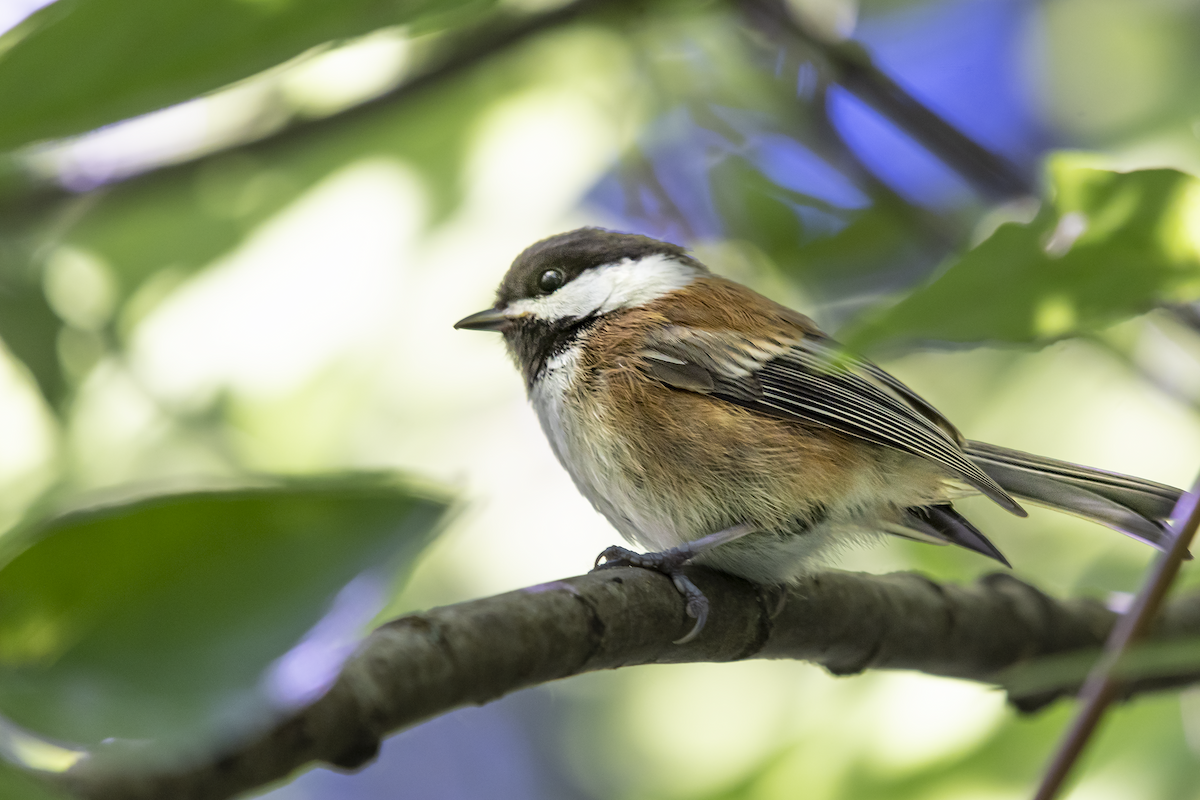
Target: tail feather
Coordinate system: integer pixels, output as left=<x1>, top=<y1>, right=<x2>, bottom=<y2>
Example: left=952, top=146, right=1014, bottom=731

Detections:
left=900, top=504, right=1012, bottom=567
left=964, top=441, right=1181, bottom=551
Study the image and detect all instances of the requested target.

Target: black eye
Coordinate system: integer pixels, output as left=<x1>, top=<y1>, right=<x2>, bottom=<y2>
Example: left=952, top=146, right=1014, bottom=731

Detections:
left=538, top=269, right=564, bottom=293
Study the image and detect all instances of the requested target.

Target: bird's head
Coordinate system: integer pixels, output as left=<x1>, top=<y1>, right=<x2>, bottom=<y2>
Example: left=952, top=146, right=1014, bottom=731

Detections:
left=454, top=227, right=705, bottom=382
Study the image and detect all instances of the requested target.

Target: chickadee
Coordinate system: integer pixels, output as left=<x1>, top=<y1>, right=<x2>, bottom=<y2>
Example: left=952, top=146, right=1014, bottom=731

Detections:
left=456, top=228, right=1181, bottom=642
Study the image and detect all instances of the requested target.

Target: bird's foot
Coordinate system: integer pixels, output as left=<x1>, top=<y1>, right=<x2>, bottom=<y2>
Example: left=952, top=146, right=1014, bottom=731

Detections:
left=593, top=544, right=710, bottom=644
left=591, top=523, right=756, bottom=645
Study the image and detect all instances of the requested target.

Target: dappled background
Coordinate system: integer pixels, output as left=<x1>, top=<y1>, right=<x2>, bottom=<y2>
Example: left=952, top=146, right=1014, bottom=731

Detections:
left=1, top=0, right=1200, bottom=798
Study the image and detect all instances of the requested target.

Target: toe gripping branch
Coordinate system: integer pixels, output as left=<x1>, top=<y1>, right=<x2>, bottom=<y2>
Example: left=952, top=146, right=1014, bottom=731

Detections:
left=593, top=544, right=711, bottom=644
left=591, top=524, right=756, bottom=645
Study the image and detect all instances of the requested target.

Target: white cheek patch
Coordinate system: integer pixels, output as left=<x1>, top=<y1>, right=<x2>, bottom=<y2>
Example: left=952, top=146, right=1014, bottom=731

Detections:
left=507, top=254, right=700, bottom=321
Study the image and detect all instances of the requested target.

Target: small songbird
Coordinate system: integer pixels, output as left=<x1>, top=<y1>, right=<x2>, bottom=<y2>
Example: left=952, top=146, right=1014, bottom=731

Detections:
left=455, top=228, right=1181, bottom=642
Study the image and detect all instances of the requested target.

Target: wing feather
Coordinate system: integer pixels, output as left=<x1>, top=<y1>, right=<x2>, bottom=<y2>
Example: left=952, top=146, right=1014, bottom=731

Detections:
left=641, top=328, right=1024, bottom=515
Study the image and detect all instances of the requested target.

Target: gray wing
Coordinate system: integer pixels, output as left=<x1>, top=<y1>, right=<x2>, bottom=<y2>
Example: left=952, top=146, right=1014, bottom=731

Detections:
left=640, top=327, right=1025, bottom=516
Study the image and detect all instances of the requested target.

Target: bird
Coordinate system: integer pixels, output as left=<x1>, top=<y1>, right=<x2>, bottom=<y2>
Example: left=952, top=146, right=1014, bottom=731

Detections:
left=455, top=227, right=1182, bottom=642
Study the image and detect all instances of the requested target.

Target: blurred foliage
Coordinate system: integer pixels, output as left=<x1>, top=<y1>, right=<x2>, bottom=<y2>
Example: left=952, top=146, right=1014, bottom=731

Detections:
left=0, top=0, right=1199, bottom=798
left=849, top=157, right=1200, bottom=350
left=0, top=280, right=64, bottom=408
left=0, top=760, right=71, bottom=800
left=62, top=50, right=512, bottom=295
left=0, top=477, right=448, bottom=752
left=0, top=0, right=493, bottom=150
left=1000, top=637, right=1200, bottom=700
left=841, top=694, right=1199, bottom=800
left=0, top=21, right=532, bottom=407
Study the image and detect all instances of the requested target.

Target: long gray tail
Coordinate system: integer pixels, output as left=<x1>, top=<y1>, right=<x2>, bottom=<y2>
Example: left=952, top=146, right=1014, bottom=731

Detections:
left=964, top=441, right=1182, bottom=551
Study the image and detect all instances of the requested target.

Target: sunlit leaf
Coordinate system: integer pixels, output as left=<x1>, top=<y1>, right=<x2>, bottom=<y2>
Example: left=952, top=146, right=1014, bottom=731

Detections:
left=0, top=475, right=450, bottom=751
left=845, top=158, right=1200, bottom=350
left=0, top=0, right=492, bottom=152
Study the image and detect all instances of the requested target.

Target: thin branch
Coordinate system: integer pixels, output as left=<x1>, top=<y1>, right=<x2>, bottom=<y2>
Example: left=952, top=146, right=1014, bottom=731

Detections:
left=1163, top=302, right=1200, bottom=338
left=738, top=0, right=1035, bottom=201
left=47, top=568, right=1200, bottom=800
left=1033, top=480, right=1200, bottom=800
left=804, top=81, right=962, bottom=250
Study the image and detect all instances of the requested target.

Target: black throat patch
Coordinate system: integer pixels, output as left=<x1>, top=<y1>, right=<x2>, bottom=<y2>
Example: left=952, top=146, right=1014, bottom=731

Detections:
left=506, top=315, right=600, bottom=388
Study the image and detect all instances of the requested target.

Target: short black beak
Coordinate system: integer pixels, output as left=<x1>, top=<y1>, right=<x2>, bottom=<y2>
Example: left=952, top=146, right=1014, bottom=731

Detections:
left=454, top=307, right=513, bottom=332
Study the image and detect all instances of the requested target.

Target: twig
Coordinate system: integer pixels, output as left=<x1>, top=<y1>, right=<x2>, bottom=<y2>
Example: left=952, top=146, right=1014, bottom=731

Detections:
left=804, top=81, right=961, bottom=250
left=1032, top=480, right=1200, bottom=800
left=738, top=0, right=1035, bottom=201
left=1163, top=302, right=1200, bottom=337
left=46, top=568, right=1200, bottom=800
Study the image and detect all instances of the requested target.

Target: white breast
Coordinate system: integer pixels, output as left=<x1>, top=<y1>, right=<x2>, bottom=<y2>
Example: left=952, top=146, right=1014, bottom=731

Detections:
left=528, top=347, right=579, bottom=471
left=527, top=344, right=661, bottom=547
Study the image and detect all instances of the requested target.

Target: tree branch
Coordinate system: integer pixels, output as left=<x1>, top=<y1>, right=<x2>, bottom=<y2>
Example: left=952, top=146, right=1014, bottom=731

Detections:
left=51, top=567, right=1200, bottom=800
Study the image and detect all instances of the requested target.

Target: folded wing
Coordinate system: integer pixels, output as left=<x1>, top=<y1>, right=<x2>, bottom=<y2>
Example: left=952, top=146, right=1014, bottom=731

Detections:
left=639, top=327, right=1024, bottom=516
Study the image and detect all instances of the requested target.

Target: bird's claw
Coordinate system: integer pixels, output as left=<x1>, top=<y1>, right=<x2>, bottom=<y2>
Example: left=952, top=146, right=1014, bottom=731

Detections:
left=594, top=544, right=693, bottom=572
left=593, top=545, right=641, bottom=571
left=671, top=572, right=709, bottom=644
left=592, top=543, right=708, bottom=643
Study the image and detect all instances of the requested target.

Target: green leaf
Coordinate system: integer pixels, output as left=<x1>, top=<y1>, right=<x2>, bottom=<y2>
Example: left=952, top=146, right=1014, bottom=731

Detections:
left=0, top=759, right=72, bottom=800
left=0, top=276, right=65, bottom=408
left=702, top=150, right=942, bottom=302
left=0, top=0, right=493, bottom=152
left=0, top=475, right=450, bottom=751
left=846, top=158, right=1200, bottom=351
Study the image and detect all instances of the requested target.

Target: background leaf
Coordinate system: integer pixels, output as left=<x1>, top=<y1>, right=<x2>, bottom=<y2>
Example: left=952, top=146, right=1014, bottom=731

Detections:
left=846, top=159, right=1200, bottom=350
left=65, top=63, right=498, bottom=302
left=0, top=0, right=493, bottom=151
left=0, top=476, right=450, bottom=750
left=0, top=759, right=71, bottom=800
